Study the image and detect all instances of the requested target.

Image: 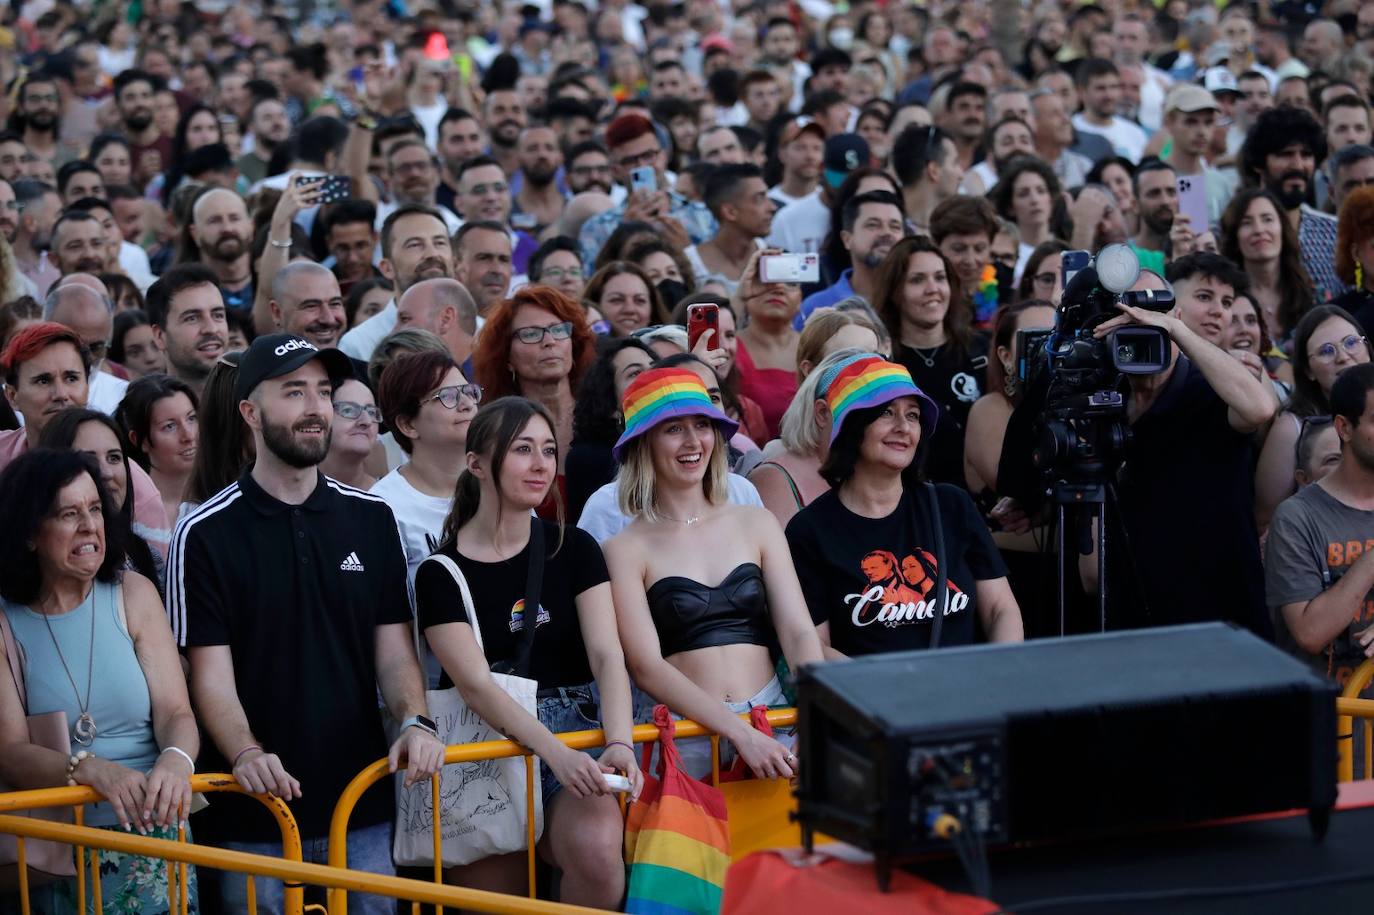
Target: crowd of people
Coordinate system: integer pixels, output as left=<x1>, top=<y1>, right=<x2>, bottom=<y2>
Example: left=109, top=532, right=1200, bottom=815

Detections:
left=1, top=0, right=1374, bottom=911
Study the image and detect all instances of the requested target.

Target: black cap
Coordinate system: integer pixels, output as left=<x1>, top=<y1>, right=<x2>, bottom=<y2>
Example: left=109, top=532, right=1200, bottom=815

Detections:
left=235, top=334, right=352, bottom=402
left=823, top=133, right=871, bottom=187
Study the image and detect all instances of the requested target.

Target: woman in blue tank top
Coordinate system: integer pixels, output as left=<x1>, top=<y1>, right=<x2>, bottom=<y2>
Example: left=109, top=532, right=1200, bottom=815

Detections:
left=603, top=367, right=825, bottom=780
left=0, top=449, right=200, bottom=913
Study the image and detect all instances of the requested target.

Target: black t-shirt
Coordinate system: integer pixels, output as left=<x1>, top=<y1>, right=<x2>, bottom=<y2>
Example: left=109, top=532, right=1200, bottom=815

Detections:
left=168, top=471, right=411, bottom=841
left=415, top=520, right=608, bottom=689
left=1111, top=356, right=1271, bottom=638
left=786, top=485, right=1008, bottom=657
left=895, top=337, right=988, bottom=489
left=565, top=439, right=617, bottom=525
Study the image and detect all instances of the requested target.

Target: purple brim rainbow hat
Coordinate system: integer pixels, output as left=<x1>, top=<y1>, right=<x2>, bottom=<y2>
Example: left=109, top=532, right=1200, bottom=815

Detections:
left=821, top=353, right=939, bottom=447
left=613, top=367, right=740, bottom=462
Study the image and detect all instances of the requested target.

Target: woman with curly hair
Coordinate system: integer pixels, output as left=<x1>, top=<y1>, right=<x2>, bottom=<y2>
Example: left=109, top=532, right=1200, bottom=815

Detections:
left=471, top=285, right=597, bottom=516
left=1220, top=187, right=1315, bottom=346
left=989, top=156, right=1067, bottom=282
left=1332, top=186, right=1374, bottom=338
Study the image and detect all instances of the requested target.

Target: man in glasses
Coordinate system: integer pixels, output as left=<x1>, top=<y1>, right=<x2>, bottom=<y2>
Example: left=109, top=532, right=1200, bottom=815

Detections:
left=453, top=155, right=538, bottom=274
left=1268, top=364, right=1374, bottom=733
left=394, top=277, right=477, bottom=366
left=577, top=114, right=716, bottom=268
left=45, top=280, right=127, bottom=415
left=565, top=141, right=614, bottom=196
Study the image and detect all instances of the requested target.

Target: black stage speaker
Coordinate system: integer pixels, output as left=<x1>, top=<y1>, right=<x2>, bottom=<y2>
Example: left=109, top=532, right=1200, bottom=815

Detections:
left=795, top=623, right=1337, bottom=881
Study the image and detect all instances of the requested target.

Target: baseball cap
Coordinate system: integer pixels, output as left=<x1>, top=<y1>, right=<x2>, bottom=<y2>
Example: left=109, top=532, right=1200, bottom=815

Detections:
left=235, top=334, right=353, bottom=402
left=1202, top=67, right=1239, bottom=96
left=779, top=116, right=826, bottom=147
left=1166, top=83, right=1222, bottom=115
left=823, top=133, right=871, bottom=189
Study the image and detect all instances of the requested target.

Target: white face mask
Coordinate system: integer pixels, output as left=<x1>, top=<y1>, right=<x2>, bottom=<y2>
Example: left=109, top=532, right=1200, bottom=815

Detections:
left=829, top=28, right=855, bottom=51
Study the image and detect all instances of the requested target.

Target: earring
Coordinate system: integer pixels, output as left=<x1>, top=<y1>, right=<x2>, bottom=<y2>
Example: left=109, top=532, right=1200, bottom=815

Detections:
left=1003, top=363, right=1017, bottom=398
left=1357, top=258, right=1365, bottom=292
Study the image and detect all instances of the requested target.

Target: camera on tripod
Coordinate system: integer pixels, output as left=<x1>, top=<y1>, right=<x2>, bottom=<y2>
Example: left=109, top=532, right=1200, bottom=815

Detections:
left=1017, top=244, right=1174, bottom=484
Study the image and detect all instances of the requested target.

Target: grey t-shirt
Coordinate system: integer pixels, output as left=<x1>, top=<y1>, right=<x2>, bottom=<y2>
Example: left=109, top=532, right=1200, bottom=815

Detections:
left=1265, top=483, right=1374, bottom=691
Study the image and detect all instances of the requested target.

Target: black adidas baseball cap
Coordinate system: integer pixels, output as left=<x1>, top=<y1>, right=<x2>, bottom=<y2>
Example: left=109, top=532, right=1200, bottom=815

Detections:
left=235, top=334, right=352, bottom=401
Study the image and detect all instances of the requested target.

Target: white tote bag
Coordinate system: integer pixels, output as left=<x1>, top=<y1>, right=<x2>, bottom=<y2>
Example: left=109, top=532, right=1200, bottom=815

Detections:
left=393, top=554, right=545, bottom=867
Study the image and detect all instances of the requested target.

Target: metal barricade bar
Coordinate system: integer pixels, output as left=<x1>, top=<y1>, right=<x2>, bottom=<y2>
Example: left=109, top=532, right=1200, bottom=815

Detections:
left=326, top=709, right=798, bottom=915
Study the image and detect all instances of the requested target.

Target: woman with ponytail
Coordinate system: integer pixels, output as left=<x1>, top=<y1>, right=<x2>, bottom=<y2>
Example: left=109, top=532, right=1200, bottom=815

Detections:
left=416, top=397, right=640, bottom=907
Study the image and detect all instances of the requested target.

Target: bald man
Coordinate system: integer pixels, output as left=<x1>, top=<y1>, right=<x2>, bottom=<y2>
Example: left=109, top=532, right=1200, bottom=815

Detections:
left=45, top=280, right=127, bottom=414
left=269, top=260, right=347, bottom=349
left=188, top=187, right=255, bottom=314
left=395, top=277, right=478, bottom=365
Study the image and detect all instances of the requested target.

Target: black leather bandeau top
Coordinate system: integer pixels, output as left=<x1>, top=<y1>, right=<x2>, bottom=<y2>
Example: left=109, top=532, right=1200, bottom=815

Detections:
left=646, top=562, right=771, bottom=657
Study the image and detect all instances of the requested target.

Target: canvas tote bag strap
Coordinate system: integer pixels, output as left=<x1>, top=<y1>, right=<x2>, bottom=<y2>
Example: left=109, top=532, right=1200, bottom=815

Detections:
left=424, top=553, right=487, bottom=654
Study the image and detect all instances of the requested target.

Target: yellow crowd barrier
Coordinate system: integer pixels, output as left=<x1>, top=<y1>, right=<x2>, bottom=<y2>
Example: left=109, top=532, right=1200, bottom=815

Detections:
left=1337, top=658, right=1374, bottom=783
left=326, top=709, right=798, bottom=915
left=0, top=773, right=304, bottom=915
left=0, top=814, right=599, bottom=914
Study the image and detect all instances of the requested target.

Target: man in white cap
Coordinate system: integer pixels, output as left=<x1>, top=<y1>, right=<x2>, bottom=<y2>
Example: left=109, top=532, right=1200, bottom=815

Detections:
left=1161, top=83, right=1237, bottom=226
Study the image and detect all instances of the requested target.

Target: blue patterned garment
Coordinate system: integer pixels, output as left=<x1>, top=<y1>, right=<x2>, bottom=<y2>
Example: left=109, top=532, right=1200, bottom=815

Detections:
left=577, top=192, right=717, bottom=268
left=1299, top=205, right=1348, bottom=304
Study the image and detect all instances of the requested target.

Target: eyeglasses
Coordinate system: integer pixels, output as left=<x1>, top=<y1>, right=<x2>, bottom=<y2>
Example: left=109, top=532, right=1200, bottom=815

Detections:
left=616, top=147, right=660, bottom=169
left=570, top=163, right=611, bottom=176
left=466, top=181, right=508, bottom=196
left=513, top=321, right=574, bottom=344
left=334, top=401, right=382, bottom=422
left=1308, top=334, right=1368, bottom=364
left=86, top=340, right=108, bottom=361
left=24, top=93, right=59, bottom=105
left=427, top=383, right=482, bottom=409
left=539, top=267, right=583, bottom=281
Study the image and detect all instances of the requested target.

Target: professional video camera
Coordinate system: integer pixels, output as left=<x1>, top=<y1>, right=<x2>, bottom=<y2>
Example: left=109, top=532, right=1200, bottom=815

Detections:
left=1003, top=244, right=1175, bottom=633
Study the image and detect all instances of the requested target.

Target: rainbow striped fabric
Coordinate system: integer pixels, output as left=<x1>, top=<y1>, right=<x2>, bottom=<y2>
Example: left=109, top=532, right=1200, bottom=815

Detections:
left=625, top=706, right=732, bottom=915
left=613, top=367, right=739, bottom=462
left=823, top=353, right=939, bottom=445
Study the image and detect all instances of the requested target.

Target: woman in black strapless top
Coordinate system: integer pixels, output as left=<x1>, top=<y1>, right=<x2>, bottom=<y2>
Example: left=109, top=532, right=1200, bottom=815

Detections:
left=601, top=367, right=825, bottom=780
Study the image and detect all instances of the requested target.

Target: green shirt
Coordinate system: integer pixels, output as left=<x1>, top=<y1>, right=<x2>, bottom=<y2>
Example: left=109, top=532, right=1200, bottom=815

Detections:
left=1129, top=242, right=1166, bottom=276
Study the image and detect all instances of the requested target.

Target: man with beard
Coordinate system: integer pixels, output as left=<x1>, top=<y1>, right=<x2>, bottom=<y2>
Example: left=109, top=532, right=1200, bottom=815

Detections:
left=1130, top=159, right=1179, bottom=274
left=564, top=141, right=614, bottom=196
left=685, top=164, right=775, bottom=295
left=893, top=125, right=962, bottom=235
left=8, top=73, right=63, bottom=167
left=186, top=188, right=255, bottom=315
left=546, top=97, right=597, bottom=151
left=48, top=210, right=108, bottom=277
left=170, top=332, right=442, bottom=915
left=769, top=117, right=825, bottom=210
left=453, top=156, right=539, bottom=273
left=435, top=108, right=486, bottom=213
left=512, top=126, right=567, bottom=236
left=482, top=88, right=527, bottom=176
left=12, top=179, right=60, bottom=297
left=268, top=261, right=347, bottom=349
left=798, top=191, right=905, bottom=321
left=338, top=205, right=455, bottom=362
left=1072, top=59, right=1148, bottom=164
left=938, top=82, right=988, bottom=171
left=452, top=221, right=514, bottom=318
left=322, top=200, right=380, bottom=297
left=394, top=277, right=477, bottom=365
left=113, top=70, right=171, bottom=188
left=375, top=140, right=462, bottom=235
left=1240, top=105, right=1345, bottom=302
left=144, top=263, right=229, bottom=396
left=1268, top=364, right=1374, bottom=702
left=236, top=96, right=291, bottom=187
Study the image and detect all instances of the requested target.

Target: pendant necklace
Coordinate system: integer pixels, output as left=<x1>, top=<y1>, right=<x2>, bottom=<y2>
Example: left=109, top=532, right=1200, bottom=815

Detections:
left=912, top=343, right=944, bottom=368
left=40, top=593, right=97, bottom=746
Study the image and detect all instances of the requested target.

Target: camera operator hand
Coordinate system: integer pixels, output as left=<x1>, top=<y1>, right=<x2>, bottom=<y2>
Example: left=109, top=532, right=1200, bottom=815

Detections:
left=1095, top=302, right=1276, bottom=433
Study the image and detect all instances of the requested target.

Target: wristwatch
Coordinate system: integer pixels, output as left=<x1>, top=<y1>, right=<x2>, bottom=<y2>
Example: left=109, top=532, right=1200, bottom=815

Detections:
left=401, top=715, right=439, bottom=738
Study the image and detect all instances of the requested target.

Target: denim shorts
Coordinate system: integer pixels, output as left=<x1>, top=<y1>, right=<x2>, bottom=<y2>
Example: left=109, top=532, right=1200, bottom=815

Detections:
left=536, top=682, right=604, bottom=808
left=667, top=675, right=796, bottom=781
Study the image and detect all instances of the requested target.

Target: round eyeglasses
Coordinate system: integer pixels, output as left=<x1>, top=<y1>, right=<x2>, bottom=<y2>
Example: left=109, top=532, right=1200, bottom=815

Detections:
left=427, top=383, right=483, bottom=409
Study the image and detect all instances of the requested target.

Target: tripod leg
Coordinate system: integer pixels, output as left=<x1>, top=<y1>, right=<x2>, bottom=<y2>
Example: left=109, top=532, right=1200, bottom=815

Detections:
left=1057, top=503, right=1067, bottom=637
left=1098, top=501, right=1108, bottom=632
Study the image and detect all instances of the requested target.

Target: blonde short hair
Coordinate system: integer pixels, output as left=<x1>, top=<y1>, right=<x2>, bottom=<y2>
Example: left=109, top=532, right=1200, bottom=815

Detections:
left=616, top=424, right=730, bottom=521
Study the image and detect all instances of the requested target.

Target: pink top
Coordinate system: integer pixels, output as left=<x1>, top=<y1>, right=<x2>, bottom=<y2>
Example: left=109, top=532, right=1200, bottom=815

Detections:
left=734, top=338, right=798, bottom=441
left=0, top=429, right=171, bottom=558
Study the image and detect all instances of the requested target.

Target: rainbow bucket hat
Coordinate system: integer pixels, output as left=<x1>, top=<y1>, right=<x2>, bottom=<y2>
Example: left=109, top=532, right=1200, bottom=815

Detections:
left=613, top=367, right=740, bottom=462
left=820, top=353, right=939, bottom=448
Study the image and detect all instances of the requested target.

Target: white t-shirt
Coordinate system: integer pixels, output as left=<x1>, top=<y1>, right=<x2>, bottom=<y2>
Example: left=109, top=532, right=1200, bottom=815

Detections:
left=338, top=299, right=397, bottom=361
left=576, top=473, right=765, bottom=545
left=369, top=468, right=451, bottom=584
left=1071, top=113, right=1149, bottom=164
left=765, top=192, right=830, bottom=255
left=118, top=241, right=156, bottom=292
left=768, top=185, right=819, bottom=210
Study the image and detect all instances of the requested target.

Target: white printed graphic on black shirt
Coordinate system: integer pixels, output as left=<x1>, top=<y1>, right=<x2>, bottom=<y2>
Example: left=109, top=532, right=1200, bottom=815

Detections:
left=844, top=548, right=969, bottom=629
left=339, top=551, right=366, bottom=572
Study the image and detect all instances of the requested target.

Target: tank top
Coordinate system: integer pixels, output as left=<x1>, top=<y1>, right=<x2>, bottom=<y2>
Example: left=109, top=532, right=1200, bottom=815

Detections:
left=5, top=578, right=157, bottom=827
left=646, top=562, right=772, bottom=657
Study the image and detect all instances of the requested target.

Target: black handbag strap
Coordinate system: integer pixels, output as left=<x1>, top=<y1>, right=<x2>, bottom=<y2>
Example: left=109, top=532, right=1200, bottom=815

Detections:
left=918, top=482, right=948, bottom=650
left=511, top=517, right=545, bottom=677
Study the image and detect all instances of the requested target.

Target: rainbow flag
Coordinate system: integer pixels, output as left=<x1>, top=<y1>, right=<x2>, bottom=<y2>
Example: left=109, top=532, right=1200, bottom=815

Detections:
left=625, top=706, right=731, bottom=915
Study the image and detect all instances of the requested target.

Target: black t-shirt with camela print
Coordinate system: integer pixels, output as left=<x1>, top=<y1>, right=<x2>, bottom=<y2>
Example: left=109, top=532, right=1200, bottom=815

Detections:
left=415, top=521, right=608, bottom=690
left=895, top=336, right=988, bottom=489
left=786, top=485, right=1007, bottom=657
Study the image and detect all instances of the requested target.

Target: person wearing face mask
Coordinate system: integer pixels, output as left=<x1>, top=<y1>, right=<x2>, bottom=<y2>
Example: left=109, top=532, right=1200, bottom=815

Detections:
left=798, top=191, right=907, bottom=325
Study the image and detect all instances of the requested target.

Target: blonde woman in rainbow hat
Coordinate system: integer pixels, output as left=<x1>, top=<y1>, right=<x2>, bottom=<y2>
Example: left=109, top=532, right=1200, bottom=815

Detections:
left=604, top=366, right=826, bottom=780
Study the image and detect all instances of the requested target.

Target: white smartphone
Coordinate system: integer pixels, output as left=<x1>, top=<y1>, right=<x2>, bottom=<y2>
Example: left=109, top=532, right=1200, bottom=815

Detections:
left=759, top=252, right=821, bottom=284
left=1175, top=174, right=1210, bottom=234
left=603, top=772, right=632, bottom=792
left=630, top=166, right=657, bottom=195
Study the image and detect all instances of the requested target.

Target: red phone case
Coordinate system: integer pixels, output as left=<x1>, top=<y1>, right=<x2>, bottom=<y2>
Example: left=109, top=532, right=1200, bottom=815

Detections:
left=687, top=304, right=719, bottom=350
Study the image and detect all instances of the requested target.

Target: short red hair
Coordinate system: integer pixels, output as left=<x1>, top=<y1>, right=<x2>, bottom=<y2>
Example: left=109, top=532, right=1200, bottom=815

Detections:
left=604, top=114, right=655, bottom=152
left=1, top=322, right=89, bottom=386
left=472, top=285, right=596, bottom=402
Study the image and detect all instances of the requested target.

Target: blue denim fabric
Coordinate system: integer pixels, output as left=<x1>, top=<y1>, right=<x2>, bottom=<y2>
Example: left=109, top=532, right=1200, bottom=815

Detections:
left=218, top=821, right=392, bottom=915
left=536, top=682, right=605, bottom=808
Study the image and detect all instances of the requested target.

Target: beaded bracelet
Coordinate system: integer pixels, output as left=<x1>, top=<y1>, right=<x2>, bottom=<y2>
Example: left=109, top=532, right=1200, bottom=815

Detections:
left=65, top=750, right=93, bottom=786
